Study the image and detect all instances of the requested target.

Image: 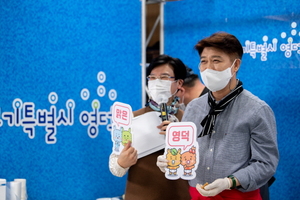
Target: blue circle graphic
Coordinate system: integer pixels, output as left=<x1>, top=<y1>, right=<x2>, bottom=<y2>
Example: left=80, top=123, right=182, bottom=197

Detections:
left=97, top=71, right=106, bottom=83
left=109, top=89, right=117, bottom=101
left=81, top=88, right=90, bottom=100
left=97, top=85, right=106, bottom=97
left=48, top=92, right=58, bottom=104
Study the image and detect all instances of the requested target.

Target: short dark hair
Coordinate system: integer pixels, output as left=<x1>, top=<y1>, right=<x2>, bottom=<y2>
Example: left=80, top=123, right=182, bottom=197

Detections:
left=194, top=32, right=243, bottom=60
left=146, top=54, right=187, bottom=80
left=183, top=67, right=199, bottom=88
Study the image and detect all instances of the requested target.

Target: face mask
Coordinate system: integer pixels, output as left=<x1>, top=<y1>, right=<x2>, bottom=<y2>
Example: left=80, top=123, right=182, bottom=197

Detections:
left=178, top=103, right=186, bottom=111
left=200, top=59, right=237, bottom=92
left=148, top=79, right=174, bottom=104
left=177, top=94, right=186, bottom=111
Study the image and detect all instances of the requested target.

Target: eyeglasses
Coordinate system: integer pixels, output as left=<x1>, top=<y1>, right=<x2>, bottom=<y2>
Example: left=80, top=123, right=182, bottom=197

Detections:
left=147, top=75, right=175, bottom=81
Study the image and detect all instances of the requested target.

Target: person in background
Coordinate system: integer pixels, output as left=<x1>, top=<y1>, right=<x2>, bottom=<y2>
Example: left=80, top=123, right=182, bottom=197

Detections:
left=176, top=67, right=208, bottom=111
left=109, top=54, right=190, bottom=200
left=157, top=32, right=279, bottom=200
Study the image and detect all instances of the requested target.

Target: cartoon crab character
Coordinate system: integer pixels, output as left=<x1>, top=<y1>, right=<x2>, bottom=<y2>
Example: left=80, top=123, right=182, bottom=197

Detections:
left=181, top=146, right=197, bottom=176
left=166, top=148, right=181, bottom=176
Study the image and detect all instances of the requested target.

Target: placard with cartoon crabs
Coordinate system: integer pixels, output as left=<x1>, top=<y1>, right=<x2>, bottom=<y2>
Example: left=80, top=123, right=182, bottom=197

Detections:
left=111, top=102, right=133, bottom=155
left=164, top=122, right=199, bottom=180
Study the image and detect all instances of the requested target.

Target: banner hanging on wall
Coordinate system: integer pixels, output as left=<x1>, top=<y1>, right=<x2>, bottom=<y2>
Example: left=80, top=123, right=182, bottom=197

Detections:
left=0, top=71, right=120, bottom=144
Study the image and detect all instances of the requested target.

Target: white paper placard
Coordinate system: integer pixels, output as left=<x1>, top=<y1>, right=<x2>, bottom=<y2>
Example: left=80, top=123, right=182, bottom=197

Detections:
left=111, top=102, right=133, bottom=154
left=163, top=122, right=199, bottom=180
left=131, top=111, right=165, bottom=159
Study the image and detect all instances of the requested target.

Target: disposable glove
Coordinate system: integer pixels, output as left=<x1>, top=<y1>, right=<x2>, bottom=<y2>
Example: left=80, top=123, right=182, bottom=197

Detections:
left=156, top=155, right=168, bottom=173
left=196, top=177, right=231, bottom=197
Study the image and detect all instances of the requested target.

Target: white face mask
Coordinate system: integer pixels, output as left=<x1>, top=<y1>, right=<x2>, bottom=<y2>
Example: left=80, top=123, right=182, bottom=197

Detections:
left=148, top=79, right=173, bottom=104
left=177, top=94, right=186, bottom=110
left=200, top=59, right=237, bottom=92
left=178, top=103, right=186, bottom=111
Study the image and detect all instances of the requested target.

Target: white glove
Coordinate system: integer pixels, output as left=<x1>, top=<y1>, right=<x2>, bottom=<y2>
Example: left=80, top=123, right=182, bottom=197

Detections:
left=196, top=178, right=231, bottom=197
left=156, top=155, right=168, bottom=173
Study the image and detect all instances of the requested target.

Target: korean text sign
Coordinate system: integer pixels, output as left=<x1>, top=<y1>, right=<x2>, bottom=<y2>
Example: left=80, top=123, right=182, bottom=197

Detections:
left=164, top=122, right=199, bottom=180
left=111, top=102, right=133, bottom=154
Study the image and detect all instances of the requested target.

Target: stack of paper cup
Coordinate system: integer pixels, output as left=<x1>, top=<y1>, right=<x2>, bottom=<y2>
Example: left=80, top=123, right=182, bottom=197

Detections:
left=6, top=181, right=21, bottom=200
left=14, top=179, right=27, bottom=200
left=0, top=179, right=6, bottom=200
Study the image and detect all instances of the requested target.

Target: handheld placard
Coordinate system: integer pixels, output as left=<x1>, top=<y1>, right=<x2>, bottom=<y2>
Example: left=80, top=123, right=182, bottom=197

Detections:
left=164, top=122, right=199, bottom=180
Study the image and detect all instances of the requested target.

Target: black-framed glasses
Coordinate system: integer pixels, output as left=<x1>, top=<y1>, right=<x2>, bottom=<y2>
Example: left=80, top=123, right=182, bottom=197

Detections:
left=147, top=75, right=175, bottom=81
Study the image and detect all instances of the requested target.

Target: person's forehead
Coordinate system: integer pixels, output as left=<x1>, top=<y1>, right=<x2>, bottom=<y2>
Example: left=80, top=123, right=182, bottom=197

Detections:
left=200, top=47, right=228, bottom=58
left=150, top=64, right=174, bottom=75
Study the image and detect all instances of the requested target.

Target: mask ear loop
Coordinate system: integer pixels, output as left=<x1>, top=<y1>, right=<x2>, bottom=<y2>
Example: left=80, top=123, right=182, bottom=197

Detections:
left=176, top=95, right=185, bottom=109
left=172, top=78, right=185, bottom=97
left=145, top=85, right=153, bottom=101
left=173, top=81, right=186, bottom=109
left=181, top=94, right=185, bottom=105
left=229, top=59, right=238, bottom=91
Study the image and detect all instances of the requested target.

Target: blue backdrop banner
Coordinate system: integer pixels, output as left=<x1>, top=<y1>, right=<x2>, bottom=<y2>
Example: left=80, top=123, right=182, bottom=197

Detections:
left=164, top=1, right=300, bottom=199
left=0, top=0, right=141, bottom=199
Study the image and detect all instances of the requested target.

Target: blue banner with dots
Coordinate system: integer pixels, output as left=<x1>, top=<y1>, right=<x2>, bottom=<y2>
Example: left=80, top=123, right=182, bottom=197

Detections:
left=0, top=1, right=141, bottom=199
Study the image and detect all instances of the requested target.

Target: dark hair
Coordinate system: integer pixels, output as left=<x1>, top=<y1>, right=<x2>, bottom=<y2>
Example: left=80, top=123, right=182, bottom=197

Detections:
left=146, top=54, right=187, bottom=80
left=183, top=67, right=199, bottom=88
left=194, top=32, right=243, bottom=60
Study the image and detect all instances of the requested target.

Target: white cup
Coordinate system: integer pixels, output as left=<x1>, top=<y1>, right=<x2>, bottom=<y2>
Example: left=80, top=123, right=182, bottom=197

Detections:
left=0, top=179, right=6, bottom=200
left=6, top=181, right=21, bottom=200
left=14, top=179, right=27, bottom=200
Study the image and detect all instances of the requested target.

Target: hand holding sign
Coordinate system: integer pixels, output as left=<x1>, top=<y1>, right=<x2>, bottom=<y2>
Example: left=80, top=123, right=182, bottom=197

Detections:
left=164, top=122, right=199, bottom=180
left=117, top=141, right=137, bottom=168
left=157, top=120, right=171, bottom=135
